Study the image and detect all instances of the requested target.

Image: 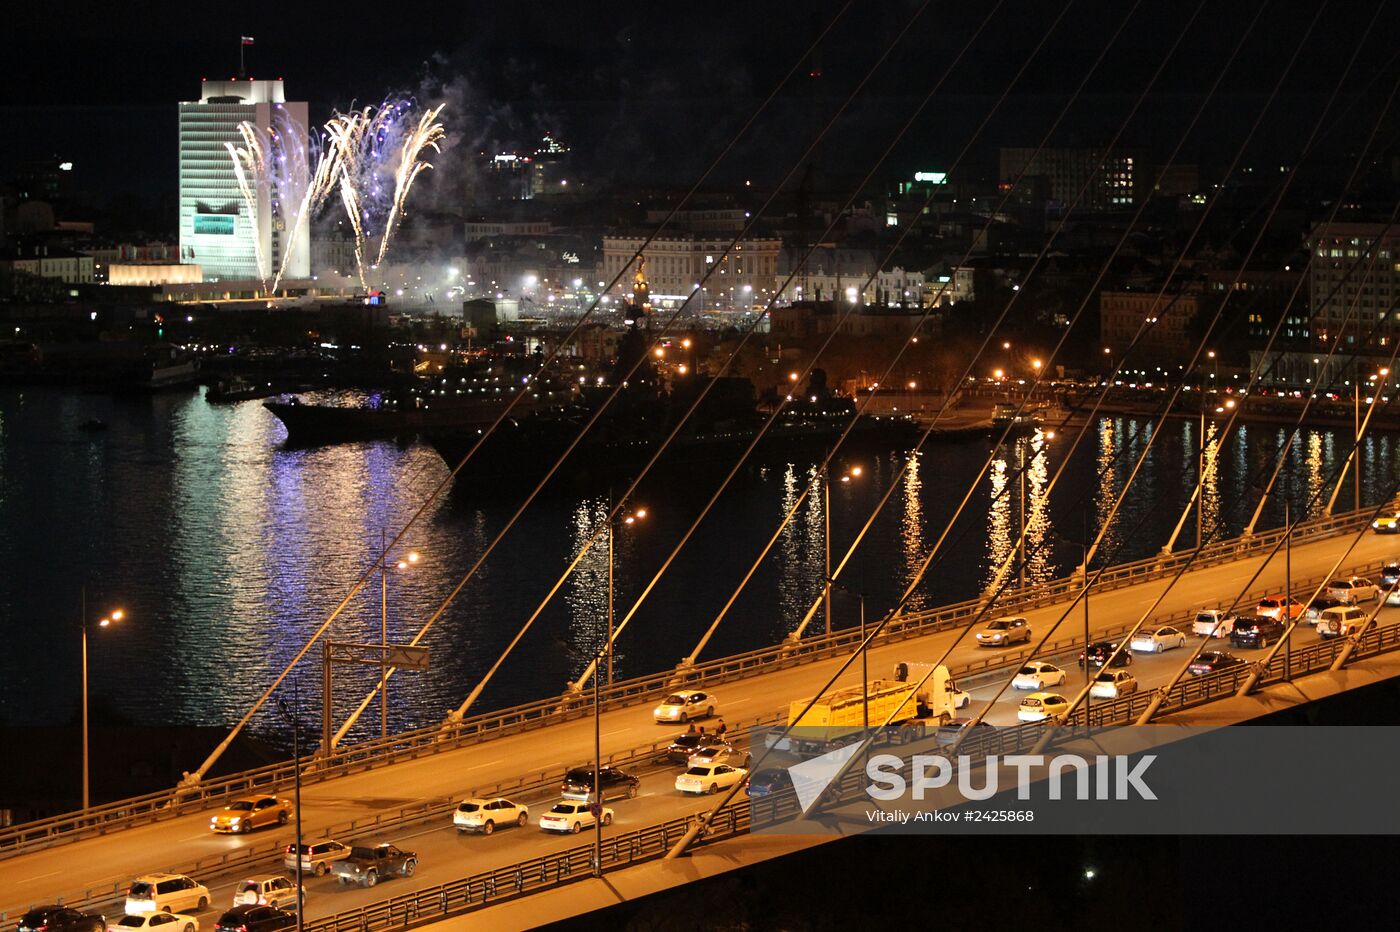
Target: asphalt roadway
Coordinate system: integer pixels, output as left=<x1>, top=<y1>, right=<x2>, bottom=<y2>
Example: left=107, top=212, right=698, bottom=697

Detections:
left=6, top=525, right=1399, bottom=917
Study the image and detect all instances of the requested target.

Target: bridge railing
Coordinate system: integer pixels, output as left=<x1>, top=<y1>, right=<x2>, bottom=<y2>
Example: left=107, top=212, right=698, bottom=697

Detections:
left=296, top=803, right=755, bottom=932
left=0, top=505, right=1380, bottom=859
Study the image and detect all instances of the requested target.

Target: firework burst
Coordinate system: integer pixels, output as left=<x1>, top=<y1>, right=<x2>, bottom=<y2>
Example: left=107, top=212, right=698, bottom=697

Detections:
left=227, top=99, right=445, bottom=295
left=224, top=108, right=341, bottom=296
left=326, top=100, right=447, bottom=290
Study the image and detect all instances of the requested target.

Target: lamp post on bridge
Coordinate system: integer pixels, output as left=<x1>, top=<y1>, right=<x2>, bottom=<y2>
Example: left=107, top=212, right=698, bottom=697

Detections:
left=80, top=586, right=125, bottom=812
left=606, top=499, right=649, bottom=686
left=277, top=676, right=307, bottom=930
left=827, top=580, right=867, bottom=732
left=824, top=462, right=863, bottom=637
left=591, top=644, right=609, bottom=878
left=378, top=531, right=421, bottom=741
left=1050, top=508, right=1093, bottom=685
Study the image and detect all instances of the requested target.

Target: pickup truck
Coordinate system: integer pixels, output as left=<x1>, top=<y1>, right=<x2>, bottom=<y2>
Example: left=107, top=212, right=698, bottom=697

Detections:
left=330, top=844, right=418, bottom=887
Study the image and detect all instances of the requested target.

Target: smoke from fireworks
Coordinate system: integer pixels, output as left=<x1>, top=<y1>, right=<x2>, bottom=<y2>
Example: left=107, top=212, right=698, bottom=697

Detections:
left=225, top=100, right=445, bottom=295
left=326, top=101, right=447, bottom=290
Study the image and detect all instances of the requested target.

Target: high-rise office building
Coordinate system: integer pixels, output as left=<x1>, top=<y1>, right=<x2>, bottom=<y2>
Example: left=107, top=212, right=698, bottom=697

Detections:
left=178, top=78, right=309, bottom=283
left=999, top=147, right=1148, bottom=212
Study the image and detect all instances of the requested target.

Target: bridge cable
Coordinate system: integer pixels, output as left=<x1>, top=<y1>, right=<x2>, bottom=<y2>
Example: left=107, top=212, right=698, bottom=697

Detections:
left=186, top=1, right=858, bottom=775
left=331, top=0, right=958, bottom=740
left=665, top=0, right=1200, bottom=854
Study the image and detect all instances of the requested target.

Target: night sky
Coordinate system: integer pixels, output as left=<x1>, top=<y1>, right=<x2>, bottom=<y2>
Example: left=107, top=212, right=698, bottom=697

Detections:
left=7, top=3, right=1399, bottom=210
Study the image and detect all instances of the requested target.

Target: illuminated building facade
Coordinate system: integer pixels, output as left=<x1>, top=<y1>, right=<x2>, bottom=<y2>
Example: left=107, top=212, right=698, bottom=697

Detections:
left=999, top=147, right=1147, bottom=211
left=602, top=235, right=782, bottom=311
left=177, top=78, right=309, bottom=282
left=1309, top=222, right=1400, bottom=351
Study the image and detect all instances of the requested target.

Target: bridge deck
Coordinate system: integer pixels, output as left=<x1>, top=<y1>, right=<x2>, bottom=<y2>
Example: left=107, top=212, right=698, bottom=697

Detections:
left=4, top=525, right=1396, bottom=917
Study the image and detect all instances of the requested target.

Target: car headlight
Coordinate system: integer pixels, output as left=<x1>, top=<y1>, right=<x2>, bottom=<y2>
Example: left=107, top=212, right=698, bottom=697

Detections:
left=993, top=634, right=1003, bottom=640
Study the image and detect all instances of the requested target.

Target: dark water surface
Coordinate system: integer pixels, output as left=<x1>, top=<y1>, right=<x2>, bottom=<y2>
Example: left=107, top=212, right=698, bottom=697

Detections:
left=2, top=387, right=1396, bottom=742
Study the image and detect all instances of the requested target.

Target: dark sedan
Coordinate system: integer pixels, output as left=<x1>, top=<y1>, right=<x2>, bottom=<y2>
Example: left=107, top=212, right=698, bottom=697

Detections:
left=561, top=766, right=640, bottom=803
left=1188, top=651, right=1247, bottom=676
left=19, top=909, right=105, bottom=932
left=746, top=768, right=793, bottom=798
left=934, top=718, right=996, bottom=747
left=662, top=732, right=710, bottom=764
left=213, top=907, right=293, bottom=932
left=1078, top=641, right=1133, bottom=668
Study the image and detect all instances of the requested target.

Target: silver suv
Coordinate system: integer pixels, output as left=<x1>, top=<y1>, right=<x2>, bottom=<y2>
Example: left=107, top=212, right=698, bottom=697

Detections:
left=975, top=617, right=1031, bottom=646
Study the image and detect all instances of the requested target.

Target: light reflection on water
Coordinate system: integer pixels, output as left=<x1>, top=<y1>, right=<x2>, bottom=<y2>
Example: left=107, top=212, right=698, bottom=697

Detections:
left=2, top=387, right=1396, bottom=744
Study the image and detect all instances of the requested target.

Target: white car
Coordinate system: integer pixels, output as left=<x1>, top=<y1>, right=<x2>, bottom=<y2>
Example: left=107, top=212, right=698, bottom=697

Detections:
left=114, top=915, right=197, bottom=932
left=232, top=875, right=304, bottom=909
left=1192, top=610, right=1236, bottom=638
left=1017, top=692, right=1070, bottom=723
left=1012, top=660, right=1066, bottom=690
left=1326, top=576, right=1380, bottom=603
left=454, top=797, right=529, bottom=834
left=653, top=691, right=717, bottom=724
left=1130, top=625, right=1188, bottom=652
left=975, top=617, right=1032, bottom=646
left=1387, top=588, right=1400, bottom=607
left=1089, top=670, right=1139, bottom=699
left=676, top=763, right=748, bottom=795
left=125, top=874, right=210, bottom=915
left=539, top=801, right=614, bottom=834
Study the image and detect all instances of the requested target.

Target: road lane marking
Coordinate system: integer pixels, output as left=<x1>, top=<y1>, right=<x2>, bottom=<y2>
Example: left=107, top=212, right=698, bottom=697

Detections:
left=18, top=871, right=61, bottom=883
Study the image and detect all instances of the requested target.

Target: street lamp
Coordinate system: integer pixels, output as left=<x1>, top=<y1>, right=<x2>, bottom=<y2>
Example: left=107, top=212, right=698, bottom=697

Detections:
left=81, top=587, right=124, bottom=811
left=825, top=463, right=862, bottom=637
left=1051, top=510, right=1093, bottom=684
left=607, top=503, right=648, bottom=685
left=379, top=532, right=420, bottom=741
left=276, top=677, right=307, bottom=931
left=590, top=643, right=610, bottom=878
left=827, top=580, right=867, bottom=731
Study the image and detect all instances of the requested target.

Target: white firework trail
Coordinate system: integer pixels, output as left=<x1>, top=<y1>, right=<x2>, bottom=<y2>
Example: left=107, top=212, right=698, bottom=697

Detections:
left=224, top=110, right=340, bottom=296
left=325, top=100, right=447, bottom=290
left=375, top=104, right=446, bottom=267
left=224, top=125, right=272, bottom=292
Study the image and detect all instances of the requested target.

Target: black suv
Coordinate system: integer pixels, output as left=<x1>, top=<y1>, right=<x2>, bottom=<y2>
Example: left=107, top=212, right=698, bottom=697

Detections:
left=561, top=766, right=640, bottom=803
left=19, top=908, right=105, bottom=932
left=214, top=907, right=293, bottom=932
left=1078, top=641, right=1133, bottom=668
left=1229, top=614, right=1284, bottom=649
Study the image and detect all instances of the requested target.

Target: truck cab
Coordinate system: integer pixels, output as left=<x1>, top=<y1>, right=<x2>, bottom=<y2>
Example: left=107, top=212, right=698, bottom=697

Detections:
left=891, top=662, right=970, bottom=724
